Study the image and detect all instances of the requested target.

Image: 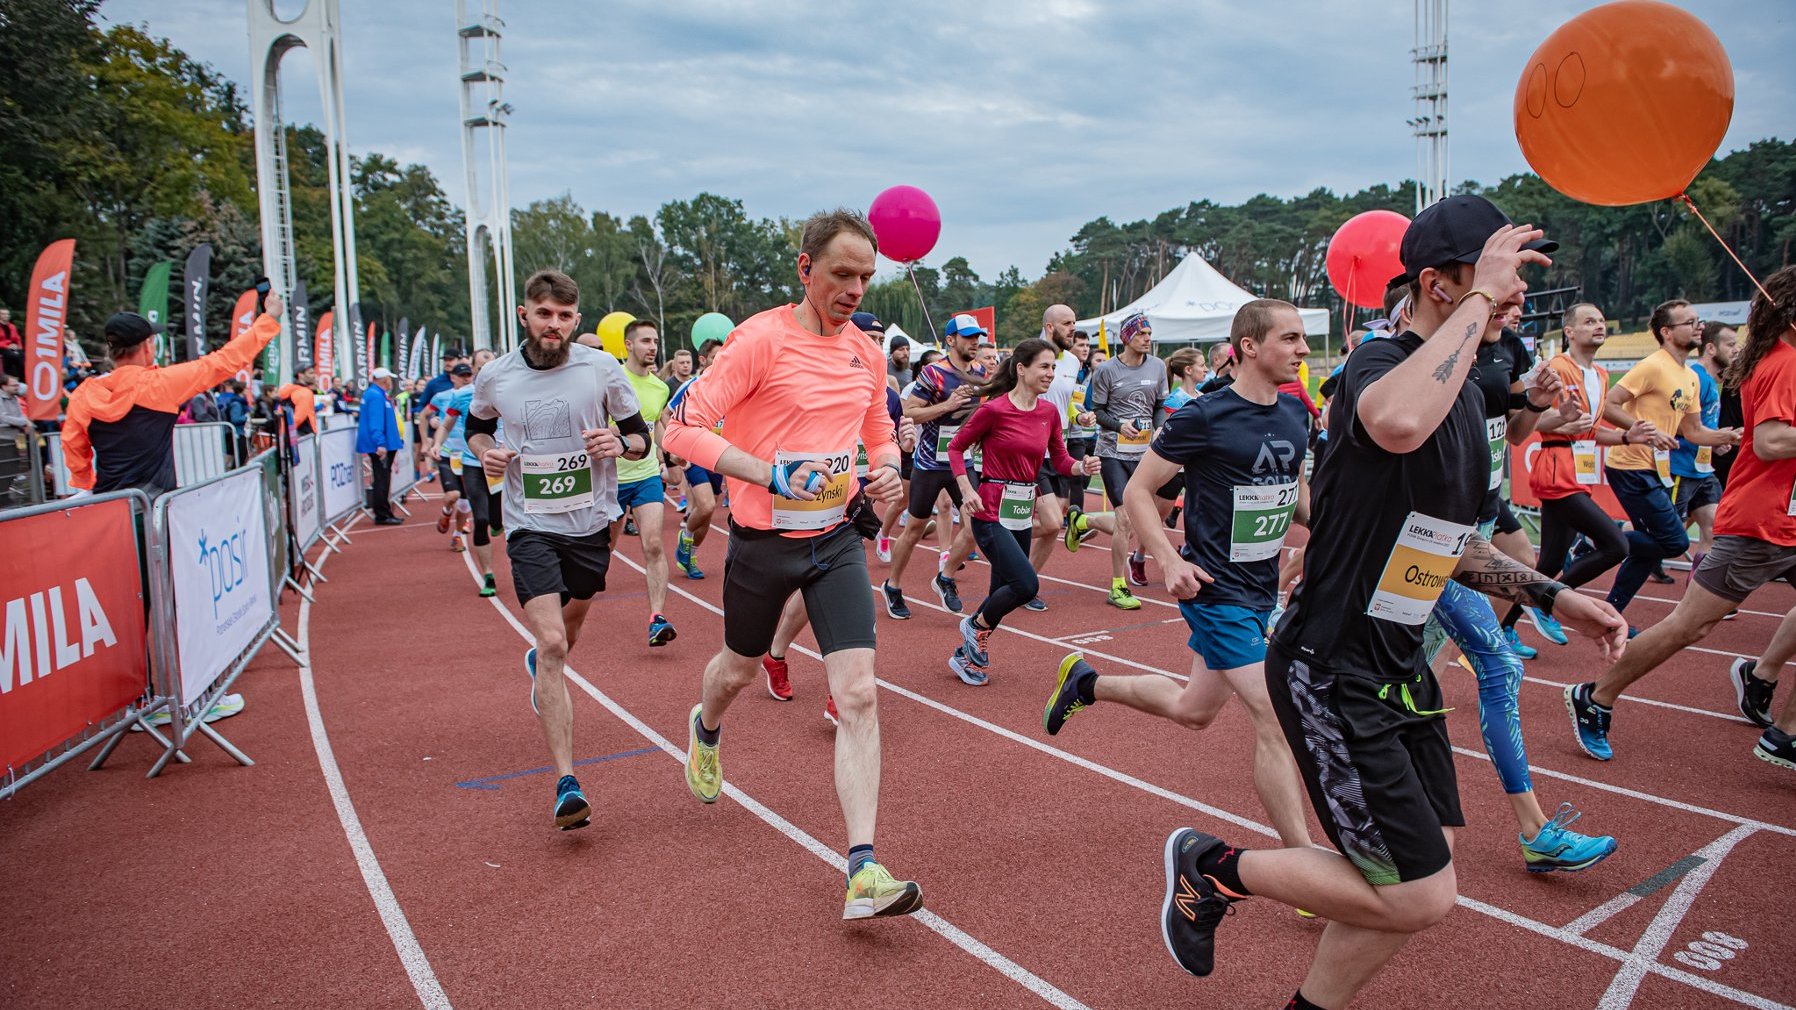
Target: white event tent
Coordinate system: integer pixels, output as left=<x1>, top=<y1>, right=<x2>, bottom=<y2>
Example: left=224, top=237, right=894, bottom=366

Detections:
left=1076, top=253, right=1329, bottom=343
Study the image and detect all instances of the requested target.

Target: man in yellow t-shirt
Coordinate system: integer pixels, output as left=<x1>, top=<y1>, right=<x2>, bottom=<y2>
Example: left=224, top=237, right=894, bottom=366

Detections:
left=1600, top=299, right=1741, bottom=622
left=603, top=320, right=677, bottom=647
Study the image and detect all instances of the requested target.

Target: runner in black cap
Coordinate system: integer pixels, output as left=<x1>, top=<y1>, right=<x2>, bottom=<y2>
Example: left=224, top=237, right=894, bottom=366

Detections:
left=1154, top=196, right=1625, bottom=1008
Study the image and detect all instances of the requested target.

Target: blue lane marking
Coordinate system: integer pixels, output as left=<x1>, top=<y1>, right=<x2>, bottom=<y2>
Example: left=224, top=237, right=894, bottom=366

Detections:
left=455, top=746, right=660, bottom=791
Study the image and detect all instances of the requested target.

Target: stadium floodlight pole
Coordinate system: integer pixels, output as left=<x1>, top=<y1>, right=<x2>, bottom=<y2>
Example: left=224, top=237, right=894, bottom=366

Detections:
left=456, top=0, right=518, bottom=353
left=248, top=0, right=363, bottom=386
left=1411, top=0, right=1449, bottom=212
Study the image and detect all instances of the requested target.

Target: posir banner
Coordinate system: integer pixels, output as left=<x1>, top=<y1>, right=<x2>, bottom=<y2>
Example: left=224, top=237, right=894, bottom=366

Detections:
left=164, top=467, right=272, bottom=704
left=317, top=426, right=361, bottom=523
left=23, top=239, right=75, bottom=422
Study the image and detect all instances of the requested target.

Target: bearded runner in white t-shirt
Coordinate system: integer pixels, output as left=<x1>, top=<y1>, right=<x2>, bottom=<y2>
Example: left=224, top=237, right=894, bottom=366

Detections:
left=1028, top=304, right=1100, bottom=602
left=467, top=269, right=652, bottom=833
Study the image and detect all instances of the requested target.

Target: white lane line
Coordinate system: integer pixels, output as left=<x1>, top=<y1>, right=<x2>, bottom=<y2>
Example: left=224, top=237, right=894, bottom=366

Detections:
left=1518, top=674, right=1755, bottom=725
left=611, top=538, right=1793, bottom=1010
left=297, top=520, right=453, bottom=1010
left=1596, top=825, right=1763, bottom=1010
left=1578, top=585, right=1790, bottom=623
left=460, top=549, right=1091, bottom=1010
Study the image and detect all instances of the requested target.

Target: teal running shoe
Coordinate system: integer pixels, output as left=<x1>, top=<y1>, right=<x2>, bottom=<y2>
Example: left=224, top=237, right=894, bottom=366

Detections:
left=525, top=646, right=538, bottom=715
left=1565, top=683, right=1613, bottom=761
left=1523, top=606, right=1568, bottom=646
left=1521, top=803, right=1616, bottom=872
left=675, top=528, right=705, bottom=580
left=554, top=774, right=592, bottom=830
left=649, top=613, right=677, bottom=647
left=1502, top=626, right=1538, bottom=660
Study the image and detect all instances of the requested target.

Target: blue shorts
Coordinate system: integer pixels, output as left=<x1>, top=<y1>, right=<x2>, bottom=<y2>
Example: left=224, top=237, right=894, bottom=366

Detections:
left=617, top=475, right=665, bottom=512
left=684, top=464, right=725, bottom=494
left=1178, top=600, right=1271, bottom=671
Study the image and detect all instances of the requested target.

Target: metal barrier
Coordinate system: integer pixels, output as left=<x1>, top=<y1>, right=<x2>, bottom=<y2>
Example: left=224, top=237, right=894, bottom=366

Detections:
left=172, top=421, right=239, bottom=487
left=45, top=430, right=73, bottom=497
left=0, top=490, right=184, bottom=799
left=0, top=426, right=43, bottom=508
left=315, top=426, right=362, bottom=551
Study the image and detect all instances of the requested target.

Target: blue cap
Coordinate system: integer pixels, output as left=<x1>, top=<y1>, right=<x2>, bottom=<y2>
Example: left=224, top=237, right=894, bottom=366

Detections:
left=850, top=311, right=884, bottom=334
left=943, top=313, right=988, bottom=341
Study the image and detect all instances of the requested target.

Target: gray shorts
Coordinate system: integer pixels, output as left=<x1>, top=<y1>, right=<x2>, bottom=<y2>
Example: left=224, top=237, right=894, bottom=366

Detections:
left=1691, top=535, right=1796, bottom=603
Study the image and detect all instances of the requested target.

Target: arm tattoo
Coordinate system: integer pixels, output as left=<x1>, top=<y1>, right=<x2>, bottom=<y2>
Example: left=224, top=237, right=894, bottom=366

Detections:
left=1431, top=322, right=1480, bottom=384
left=1452, top=536, right=1567, bottom=613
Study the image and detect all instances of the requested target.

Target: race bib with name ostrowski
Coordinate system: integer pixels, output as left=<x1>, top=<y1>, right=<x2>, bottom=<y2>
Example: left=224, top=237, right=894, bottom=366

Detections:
left=1367, top=512, right=1475, bottom=625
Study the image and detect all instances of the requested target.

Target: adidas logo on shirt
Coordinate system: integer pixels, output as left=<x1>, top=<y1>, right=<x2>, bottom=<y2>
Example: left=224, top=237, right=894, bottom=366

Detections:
left=849, top=354, right=865, bottom=369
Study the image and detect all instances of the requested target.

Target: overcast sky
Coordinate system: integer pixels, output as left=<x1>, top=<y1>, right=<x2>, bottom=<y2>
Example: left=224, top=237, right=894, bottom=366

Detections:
left=102, top=0, right=1795, bottom=281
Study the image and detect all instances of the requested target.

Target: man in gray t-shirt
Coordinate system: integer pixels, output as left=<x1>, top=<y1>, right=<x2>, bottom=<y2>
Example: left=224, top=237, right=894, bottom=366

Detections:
left=465, top=269, right=654, bottom=834
left=1077, top=312, right=1167, bottom=606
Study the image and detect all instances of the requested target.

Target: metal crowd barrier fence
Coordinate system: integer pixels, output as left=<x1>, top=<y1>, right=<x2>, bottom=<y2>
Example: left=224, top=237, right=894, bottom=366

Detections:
left=0, top=490, right=187, bottom=800
left=315, top=426, right=362, bottom=552
left=171, top=421, right=240, bottom=487
left=0, top=426, right=43, bottom=508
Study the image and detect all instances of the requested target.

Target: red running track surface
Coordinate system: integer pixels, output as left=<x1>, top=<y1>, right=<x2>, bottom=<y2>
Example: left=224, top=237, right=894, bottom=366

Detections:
left=3, top=489, right=1794, bottom=1009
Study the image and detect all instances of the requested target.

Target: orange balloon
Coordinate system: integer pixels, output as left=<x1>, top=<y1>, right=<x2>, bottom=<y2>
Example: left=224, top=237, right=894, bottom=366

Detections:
left=1514, top=0, right=1733, bottom=207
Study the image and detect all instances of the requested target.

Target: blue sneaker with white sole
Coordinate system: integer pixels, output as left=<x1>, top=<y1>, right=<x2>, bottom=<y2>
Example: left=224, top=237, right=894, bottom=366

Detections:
left=1523, top=606, right=1569, bottom=646
left=1565, top=682, right=1613, bottom=761
left=525, top=647, right=538, bottom=715
left=553, top=774, right=592, bottom=830
left=1521, top=803, right=1616, bottom=872
left=948, top=646, right=989, bottom=686
left=1502, top=626, right=1538, bottom=660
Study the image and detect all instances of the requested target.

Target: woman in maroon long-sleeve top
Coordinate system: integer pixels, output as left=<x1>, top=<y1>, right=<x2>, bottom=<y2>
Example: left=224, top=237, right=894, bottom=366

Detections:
left=945, top=338, right=1100, bottom=685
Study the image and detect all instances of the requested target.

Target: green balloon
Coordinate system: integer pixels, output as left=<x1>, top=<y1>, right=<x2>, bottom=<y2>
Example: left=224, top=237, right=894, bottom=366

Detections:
left=691, top=312, right=734, bottom=346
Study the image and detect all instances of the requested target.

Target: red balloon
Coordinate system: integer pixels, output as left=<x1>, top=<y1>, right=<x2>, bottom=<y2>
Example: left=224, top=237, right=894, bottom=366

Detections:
left=1514, top=0, right=1733, bottom=207
left=867, top=185, right=941, bottom=264
left=1326, top=210, right=1409, bottom=309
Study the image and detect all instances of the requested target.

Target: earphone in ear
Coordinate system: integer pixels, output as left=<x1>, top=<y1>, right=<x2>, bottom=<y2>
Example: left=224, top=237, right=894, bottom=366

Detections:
left=802, top=265, right=811, bottom=279
left=1430, top=281, right=1451, bottom=303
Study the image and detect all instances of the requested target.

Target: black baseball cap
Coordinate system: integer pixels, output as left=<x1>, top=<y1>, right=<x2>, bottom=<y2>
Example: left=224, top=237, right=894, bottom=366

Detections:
left=450, top=363, right=473, bottom=377
left=1396, top=195, right=1557, bottom=284
left=103, top=311, right=161, bottom=349
left=851, top=311, right=885, bottom=335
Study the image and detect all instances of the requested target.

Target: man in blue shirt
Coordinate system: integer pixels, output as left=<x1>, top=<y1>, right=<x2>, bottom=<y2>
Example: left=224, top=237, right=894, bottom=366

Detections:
left=1670, top=322, right=1736, bottom=562
left=414, top=346, right=465, bottom=476
left=357, top=367, right=405, bottom=525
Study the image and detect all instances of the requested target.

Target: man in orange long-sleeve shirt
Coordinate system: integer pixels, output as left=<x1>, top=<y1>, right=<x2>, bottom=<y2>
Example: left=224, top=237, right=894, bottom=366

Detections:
left=63, top=293, right=283, bottom=496
left=662, top=209, right=919, bottom=921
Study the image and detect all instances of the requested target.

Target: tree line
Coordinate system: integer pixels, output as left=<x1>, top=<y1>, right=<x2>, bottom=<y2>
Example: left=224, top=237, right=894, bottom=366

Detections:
left=4, top=2, right=1790, bottom=362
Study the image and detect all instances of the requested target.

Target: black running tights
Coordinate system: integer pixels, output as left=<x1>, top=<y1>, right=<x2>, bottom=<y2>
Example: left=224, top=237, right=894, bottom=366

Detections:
left=1502, top=492, right=1627, bottom=629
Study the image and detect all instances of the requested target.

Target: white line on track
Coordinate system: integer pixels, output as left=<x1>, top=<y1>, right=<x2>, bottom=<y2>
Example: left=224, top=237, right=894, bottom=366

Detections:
left=1596, top=825, right=1761, bottom=1010
left=618, top=535, right=1793, bottom=1010
left=458, top=549, right=1092, bottom=1010
left=297, top=519, right=453, bottom=1010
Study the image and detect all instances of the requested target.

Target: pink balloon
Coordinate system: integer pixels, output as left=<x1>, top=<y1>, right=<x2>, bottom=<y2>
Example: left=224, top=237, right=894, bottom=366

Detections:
left=1326, top=210, right=1410, bottom=309
left=867, top=185, right=941, bottom=264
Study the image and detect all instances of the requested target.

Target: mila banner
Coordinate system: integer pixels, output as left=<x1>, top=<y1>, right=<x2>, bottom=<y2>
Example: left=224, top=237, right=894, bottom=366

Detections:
left=138, top=259, right=172, bottom=366
left=229, top=289, right=258, bottom=385
left=23, top=239, right=75, bottom=422
left=183, top=243, right=212, bottom=362
left=1, top=497, right=149, bottom=771
left=165, top=467, right=272, bottom=704
left=289, top=434, right=321, bottom=548
left=317, top=426, right=360, bottom=523
left=291, top=281, right=313, bottom=374
left=315, top=309, right=335, bottom=392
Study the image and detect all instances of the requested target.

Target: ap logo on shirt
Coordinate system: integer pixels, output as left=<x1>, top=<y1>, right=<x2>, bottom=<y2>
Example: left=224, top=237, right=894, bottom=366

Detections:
left=524, top=397, right=573, bottom=441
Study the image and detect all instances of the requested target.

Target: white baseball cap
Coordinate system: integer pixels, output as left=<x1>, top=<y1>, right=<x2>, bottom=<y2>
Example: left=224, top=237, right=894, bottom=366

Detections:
left=371, top=367, right=394, bottom=380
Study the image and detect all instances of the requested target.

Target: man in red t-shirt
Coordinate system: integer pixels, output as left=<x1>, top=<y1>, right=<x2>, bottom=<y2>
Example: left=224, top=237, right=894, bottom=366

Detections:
left=1566, top=266, right=1796, bottom=768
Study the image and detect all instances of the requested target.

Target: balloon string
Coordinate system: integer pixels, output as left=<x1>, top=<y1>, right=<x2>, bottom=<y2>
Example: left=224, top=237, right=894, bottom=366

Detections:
left=1339, top=262, right=1357, bottom=363
left=1678, top=193, right=1771, bottom=302
left=906, top=261, right=942, bottom=349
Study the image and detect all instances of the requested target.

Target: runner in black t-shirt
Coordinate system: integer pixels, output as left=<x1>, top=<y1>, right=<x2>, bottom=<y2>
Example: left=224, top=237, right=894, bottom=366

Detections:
left=1042, top=299, right=1316, bottom=855
left=1152, top=197, right=1626, bottom=1005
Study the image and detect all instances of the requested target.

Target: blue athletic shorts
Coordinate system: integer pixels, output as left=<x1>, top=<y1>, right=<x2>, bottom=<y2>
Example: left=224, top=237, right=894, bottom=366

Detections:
left=1178, top=600, right=1272, bottom=671
left=617, top=475, right=665, bottom=512
left=684, top=463, right=725, bottom=494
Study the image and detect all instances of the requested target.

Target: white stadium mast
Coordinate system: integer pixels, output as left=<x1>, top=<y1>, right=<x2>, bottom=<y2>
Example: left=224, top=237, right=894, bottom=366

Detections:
left=456, top=0, right=518, bottom=353
left=1411, top=0, right=1449, bottom=212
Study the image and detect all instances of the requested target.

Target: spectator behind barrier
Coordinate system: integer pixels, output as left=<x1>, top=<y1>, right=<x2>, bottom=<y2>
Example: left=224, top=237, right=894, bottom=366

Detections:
left=0, top=307, right=23, bottom=379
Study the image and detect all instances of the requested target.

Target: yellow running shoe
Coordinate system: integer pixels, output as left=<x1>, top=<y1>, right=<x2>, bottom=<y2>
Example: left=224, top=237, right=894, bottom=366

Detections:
left=843, top=861, right=924, bottom=920
left=685, top=703, right=722, bottom=803
left=1106, top=582, right=1141, bottom=610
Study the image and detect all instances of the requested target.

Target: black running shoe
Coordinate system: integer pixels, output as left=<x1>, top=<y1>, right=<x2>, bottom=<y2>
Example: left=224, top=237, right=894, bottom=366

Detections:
left=933, top=573, right=963, bottom=614
left=881, top=582, right=911, bottom=620
left=1165, top=504, right=1182, bottom=530
left=624, top=517, right=639, bottom=537
left=554, top=774, right=592, bottom=830
left=1755, top=727, right=1796, bottom=771
left=1731, top=658, right=1776, bottom=729
left=1161, top=828, right=1236, bottom=977
left=1043, top=654, right=1093, bottom=736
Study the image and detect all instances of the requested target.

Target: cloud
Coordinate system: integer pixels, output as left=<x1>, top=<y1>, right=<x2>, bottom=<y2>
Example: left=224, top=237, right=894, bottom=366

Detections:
left=102, top=0, right=1795, bottom=281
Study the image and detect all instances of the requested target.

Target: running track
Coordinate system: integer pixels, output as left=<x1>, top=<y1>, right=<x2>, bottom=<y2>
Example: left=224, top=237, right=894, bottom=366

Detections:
left=4, top=487, right=1794, bottom=1009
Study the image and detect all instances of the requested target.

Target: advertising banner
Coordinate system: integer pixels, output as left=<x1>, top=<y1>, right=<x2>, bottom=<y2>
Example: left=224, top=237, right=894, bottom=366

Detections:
left=229, top=288, right=257, bottom=385
left=0, top=497, right=149, bottom=770
left=407, top=325, right=427, bottom=380
left=289, top=434, right=321, bottom=548
left=291, top=281, right=313, bottom=374
left=349, top=302, right=368, bottom=389
left=182, top=243, right=212, bottom=362
left=318, top=427, right=360, bottom=523
left=165, top=467, right=272, bottom=703
left=1508, top=432, right=1629, bottom=522
left=23, top=238, right=75, bottom=422
left=138, top=259, right=172, bottom=365
left=315, top=309, right=335, bottom=392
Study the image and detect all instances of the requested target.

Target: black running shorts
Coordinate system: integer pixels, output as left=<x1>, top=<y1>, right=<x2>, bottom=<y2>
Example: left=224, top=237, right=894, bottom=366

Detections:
left=1099, top=455, right=1138, bottom=505
left=1264, top=642, right=1463, bottom=885
left=1153, top=471, right=1183, bottom=502
left=437, top=459, right=463, bottom=495
left=722, top=521, right=876, bottom=658
left=507, top=527, right=612, bottom=606
left=1037, top=460, right=1075, bottom=503
left=907, top=467, right=964, bottom=520
left=1672, top=474, right=1723, bottom=519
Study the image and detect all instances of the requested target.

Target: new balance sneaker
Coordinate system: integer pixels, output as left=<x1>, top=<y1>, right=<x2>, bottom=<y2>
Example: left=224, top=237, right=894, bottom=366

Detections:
left=957, top=615, right=992, bottom=668
left=933, top=573, right=963, bottom=614
left=1107, top=583, right=1141, bottom=611
left=843, top=861, right=923, bottom=920
left=949, top=646, right=989, bottom=687
left=1565, top=683, right=1613, bottom=761
left=876, top=535, right=893, bottom=564
left=1023, top=597, right=1047, bottom=612
left=763, top=654, right=793, bottom=702
left=1754, top=727, right=1796, bottom=771
left=880, top=581, right=911, bottom=620
left=1044, top=654, right=1093, bottom=736
left=525, top=647, right=539, bottom=715
left=1502, top=626, right=1538, bottom=660
left=553, top=774, right=592, bottom=830
left=685, top=703, right=722, bottom=803
left=1520, top=802, right=1616, bottom=872
left=479, top=573, right=497, bottom=598
left=1128, top=550, right=1149, bottom=587
left=1524, top=606, right=1569, bottom=646
left=824, top=694, right=839, bottom=727
left=1161, top=828, right=1237, bottom=977
left=1730, top=658, right=1776, bottom=729
left=649, top=613, right=677, bottom=648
